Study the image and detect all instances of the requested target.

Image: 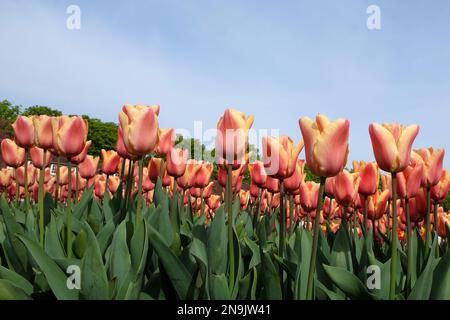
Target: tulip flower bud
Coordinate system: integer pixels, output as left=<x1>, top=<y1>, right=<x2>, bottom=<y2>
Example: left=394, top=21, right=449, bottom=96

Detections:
left=101, top=149, right=120, bottom=175
left=166, top=148, right=188, bottom=178
left=30, top=146, right=54, bottom=169
left=355, top=162, right=379, bottom=196
left=299, top=181, right=320, bottom=212
left=52, top=116, right=88, bottom=158
left=177, top=160, right=200, bottom=189
left=157, top=128, right=176, bottom=156
left=1, top=139, right=25, bottom=168
left=119, top=104, right=159, bottom=157
left=368, top=123, right=419, bottom=173
left=262, top=136, right=304, bottom=179
left=148, top=157, right=163, bottom=183
left=108, top=175, right=121, bottom=194
left=215, top=108, right=254, bottom=169
left=32, top=115, right=54, bottom=150
left=412, top=147, right=445, bottom=187
left=284, top=159, right=305, bottom=193
left=248, top=161, right=267, bottom=188
left=396, top=164, right=424, bottom=199
left=0, top=168, right=13, bottom=187
left=430, top=170, right=450, bottom=203
left=193, top=161, right=213, bottom=188
left=334, top=170, right=360, bottom=207
left=94, top=174, right=107, bottom=199
left=71, top=140, right=92, bottom=165
left=266, top=176, right=280, bottom=194
left=16, top=165, right=36, bottom=187
left=12, top=116, right=35, bottom=148
left=299, top=114, right=350, bottom=177
left=79, top=155, right=99, bottom=179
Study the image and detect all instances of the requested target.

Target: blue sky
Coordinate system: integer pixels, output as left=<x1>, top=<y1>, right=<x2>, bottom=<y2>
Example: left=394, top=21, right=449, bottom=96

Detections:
left=1, top=0, right=449, bottom=168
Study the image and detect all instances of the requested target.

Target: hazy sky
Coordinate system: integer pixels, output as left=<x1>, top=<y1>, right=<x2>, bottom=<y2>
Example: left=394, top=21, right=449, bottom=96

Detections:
left=1, top=0, right=449, bottom=167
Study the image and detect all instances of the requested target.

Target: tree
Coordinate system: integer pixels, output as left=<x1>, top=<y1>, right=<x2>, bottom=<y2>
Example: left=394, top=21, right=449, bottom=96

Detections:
left=22, top=105, right=62, bottom=117
left=0, top=99, right=21, bottom=139
left=83, top=115, right=118, bottom=156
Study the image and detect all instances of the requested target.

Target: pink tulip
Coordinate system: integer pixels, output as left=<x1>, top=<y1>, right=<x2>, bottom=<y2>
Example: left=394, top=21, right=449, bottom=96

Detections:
left=70, top=140, right=92, bottom=165
left=0, top=168, right=13, bottom=187
left=262, top=135, right=304, bottom=179
left=299, top=114, right=349, bottom=177
left=299, top=181, right=320, bottom=212
left=1, top=139, right=25, bottom=168
left=266, top=176, right=280, bottom=194
left=431, top=170, right=450, bottom=204
left=148, top=157, right=163, bottom=183
left=119, top=104, right=159, bottom=157
left=248, top=161, right=267, bottom=188
left=354, top=161, right=379, bottom=196
left=52, top=116, right=89, bottom=158
left=101, top=149, right=120, bottom=175
left=79, top=155, right=99, bottom=180
left=396, top=164, right=424, bottom=199
left=29, top=146, right=54, bottom=169
left=334, top=170, right=360, bottom=207
left=108, top=175, right=121, bottom=194
left=16, top=165, right=36, bottom=187
left=368, top=123, right=419, bottom=173
left=166, top=148, right=188, bottom=178
left=12, top=116, right=35, bottom=148
left=177, top=160, right=201, bottom=189
left=284, top=159, right=305, bottom=193
left=193, top=161, right=213, bottom=188
left=32, top=115, right=54, bottom=150
left=215, top=108, right=254, bottom=169
left=157, top=128, right=175, bottom=156
left=412, top=147, right=445, bottom=187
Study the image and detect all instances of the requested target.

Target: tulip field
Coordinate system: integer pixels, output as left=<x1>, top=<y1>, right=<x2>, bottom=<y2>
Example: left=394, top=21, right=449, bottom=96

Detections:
left=0, top=106, right=449, bottom=301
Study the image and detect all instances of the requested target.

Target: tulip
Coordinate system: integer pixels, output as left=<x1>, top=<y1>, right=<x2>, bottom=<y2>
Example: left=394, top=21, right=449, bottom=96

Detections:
left=203, top=182, right=215, bottom=199
left=366, top=190, right=390, bottom=221
left=284, top=159, right=305, bottom=193
left=207, top=195, right=221, bottom=212
left=52, top=116, right=88, bottom=158
left=215, top=108, right=254, bottom=169
left=299, top=114, right=349, bottom=300
left=437, top=210, right=450, bottom=239
left=94, top=174, right=107, bottom=199
left=0, top=168, right=13, bottom=189
left=166, top=148, right=188, bottom=178
left=177, top=160, right=201, bottom=190
left=116, top=127, right=139, bottom=160
left=30, top=147, right=53, bottom=169
left=368, top=122, right=421, bottom=299
left=408, top=188, right=427, bottom=224
left=70, top=140, right=91, bottom=165
left=262, top=135, right=304, bottom=179
left=101, top=149, right=120, bottom=175
left=142, top=168, right=155, bottom=192
left=334, top=170, right=360, bottom=208
left=215, top=108, right=254, bottom=293
left=431, top=170, right=450, bottom=204
left=324, top=176, right=335, bottom=199
left=148, top=157, right=163, bottom=183
left=1, top=139, right=25, bottom=168
left=412, top=147, right=445, bottom=256
left=157, top=128, right=175, bottom=156
left=397, top=164, right=424, bottom=200
left=193, top=161, right=213, bottom=189
left=299, top=114, right=349, bottom=177
left=118, top=104, right=159, bottom=157
left=16, top=165, right=36, bottom=187
left=354, top=161, right=379, bottom=196
left=108, top=175, right=121, bottom=194
left=12, top=116, right=35, bottom=148
left=59, top=166, right=70, bottom=185
left=239, top=190, right=250, bottom=211
left=32, top=115, right=54, bottom=150
left=79, top=155, right=99, bottom=179
left=299, top=181, right=320, bottom=213
left=248, top=161, right=267, bottom=188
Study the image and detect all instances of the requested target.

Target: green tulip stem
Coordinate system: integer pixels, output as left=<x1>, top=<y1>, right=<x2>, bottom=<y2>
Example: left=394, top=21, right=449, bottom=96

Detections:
left=389, top=172, right=398, bottom=300
left=425, top=185, right=431, bottom=257
left=24, top=150, right=30, bottom=211
left=66, top=162, right=73, bottom=258
left=38, top=151, right=47, bottom=247
left=289, top=194, right=295, bottom=234
left=253, top=188, right=262, bottom=230
left=405, top=197, right=412, bottom=296
left=171, top=179, right=179, bottom=232
left=75, top=166, right=79, bottom=204
left=136, top=158, right=144, bottom=227
left=363, top=195, right=368, bottom=237
left=226, top=164, right=235, bottom=293
left=306, top=176, right=326, bottom=300
left=434, top=201, right=439, bottom=258
left=279, top=180, right=286, bottom=258
left=327, top=197, right=333, bottom=224
left=14, top=167, right=19, bottom=206
left=55, top=156, right=60, bottom=206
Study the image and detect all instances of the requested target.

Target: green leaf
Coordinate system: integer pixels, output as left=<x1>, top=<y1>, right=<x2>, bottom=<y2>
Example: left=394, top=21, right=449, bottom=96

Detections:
left=209, top=274, right=230, bottom=300
left=73, top=186, right=93, bottom=220
left=261, top=250, right=282, bottom=299
left=330, top=223, right=353, bottom=273
left=45, top=214, right=66, bottom=259
left=430, top=249, right=450, bottom=299
left=106, top=221, right=131, bottom=291
left=80, top=221, right=109, bottom=300
left=408, top=238, right=438, bottom=300
left=0, top=266, right=33, bottom=295
left=148, top=224, right=195, bottom=299
left=0, top=279, right=31, bottom=300
left=207, top=205, right=228, bottom=275
left=148, top=205, right=174, bottom=247
left=323, top=264, right=379, bottom=300
left=17, top=234, right=78, bottom=300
